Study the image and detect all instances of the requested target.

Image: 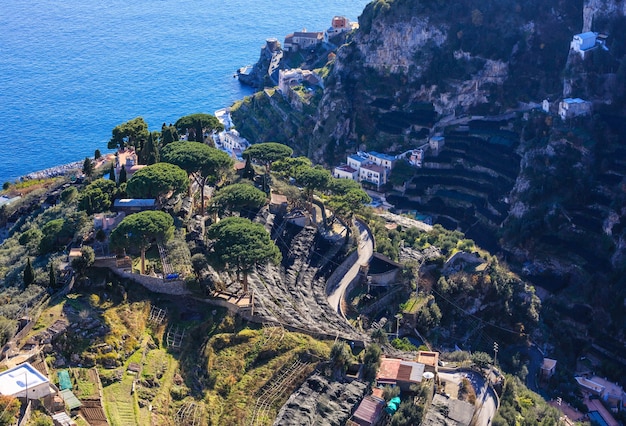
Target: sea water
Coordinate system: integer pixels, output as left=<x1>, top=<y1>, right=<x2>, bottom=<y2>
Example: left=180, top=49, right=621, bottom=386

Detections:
left=0, top=0, right=370, bottom=183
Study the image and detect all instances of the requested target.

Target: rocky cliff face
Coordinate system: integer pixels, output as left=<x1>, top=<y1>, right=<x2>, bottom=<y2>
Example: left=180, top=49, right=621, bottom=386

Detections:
left=305, top=0, right=583, bottom=164
left=583, top=0, right=626, bottom=31
left=234, top=0, right=626, bottom=164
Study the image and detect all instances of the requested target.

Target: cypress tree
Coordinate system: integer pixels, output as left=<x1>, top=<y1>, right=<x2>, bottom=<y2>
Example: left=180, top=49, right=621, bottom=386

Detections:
left=118, top=165, right=127, bottom=185
left=109, top=164, right=116, bottom=183
left=144, top=132, right=160, bottom=165
left=49, top=263, right=57, bottom=288
left=94, top=149, right=101, bottom=160
left=161, top=123, right=174, bottom=147
left=242, top=155, right=255, bottom=180
left=194, top=120, right=204, bottom=143
left=24, top=258, right=35, bottom=286
left=82, top=157, right=94, bottom=177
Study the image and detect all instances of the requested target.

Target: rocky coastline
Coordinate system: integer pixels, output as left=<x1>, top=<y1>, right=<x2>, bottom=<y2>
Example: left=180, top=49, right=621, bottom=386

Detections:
left=20, top=160, right=84, bottom=181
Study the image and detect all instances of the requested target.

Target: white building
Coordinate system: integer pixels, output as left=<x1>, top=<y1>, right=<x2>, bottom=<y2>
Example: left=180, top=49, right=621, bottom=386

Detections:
left=214, top=108, right=232, bottom=131
left=359, top=163, right=387, bottom=187
left=333, top=164, right=358, bottom=180
left=0, top=362, right=53, bottom=400
left=218, top=129, right=250, bottom=153
left=558, top=98, right=592, bottom=120
left=409, top=149, right=424, bottom=167
left=367, top=151, right=397, bottom=170
left=570, top=32, right=598, bottom=59
left=347, top=154, right=370, bottom=171
left=324, top=16, right=357, bottom=42
left=336, top=152, right=397, bottom=188
left=278, top=69, right=323, bottom=95
left=283, top=31, right=323, bottom=52
left=429, top=135, right=445, bottom=154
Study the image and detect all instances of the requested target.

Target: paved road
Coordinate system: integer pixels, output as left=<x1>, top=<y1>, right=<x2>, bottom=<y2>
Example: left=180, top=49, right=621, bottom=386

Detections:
left=439, top=370, right=497, bottom=426
left=327, top=219, right=373, bottom=315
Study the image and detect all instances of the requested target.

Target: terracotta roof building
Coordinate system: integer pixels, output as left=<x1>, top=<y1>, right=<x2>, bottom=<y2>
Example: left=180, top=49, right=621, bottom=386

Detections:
left=376, top=357, right=425, bottom=391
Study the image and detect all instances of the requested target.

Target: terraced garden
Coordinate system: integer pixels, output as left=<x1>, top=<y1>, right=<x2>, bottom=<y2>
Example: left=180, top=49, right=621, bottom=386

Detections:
left=249, top=218, right=364, bottom=342
left=388, top=121, right=520, bottom=251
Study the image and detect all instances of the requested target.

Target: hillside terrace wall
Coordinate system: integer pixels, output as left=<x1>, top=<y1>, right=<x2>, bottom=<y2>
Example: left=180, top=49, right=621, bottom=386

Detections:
left=93, top=258, right=190, bottom=296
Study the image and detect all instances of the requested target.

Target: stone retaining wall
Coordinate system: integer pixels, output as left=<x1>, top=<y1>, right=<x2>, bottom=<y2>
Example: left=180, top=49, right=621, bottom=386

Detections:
left=95, top=258, right=190, bottom=295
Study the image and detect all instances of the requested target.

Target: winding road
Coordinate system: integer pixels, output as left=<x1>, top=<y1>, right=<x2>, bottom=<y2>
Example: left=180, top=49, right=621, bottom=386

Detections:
left=327, top=219, right=374, bottom=315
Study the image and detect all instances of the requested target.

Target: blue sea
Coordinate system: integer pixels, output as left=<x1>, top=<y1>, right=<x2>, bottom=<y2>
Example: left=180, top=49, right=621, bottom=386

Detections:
left=0, top=0, right=370, bottom=183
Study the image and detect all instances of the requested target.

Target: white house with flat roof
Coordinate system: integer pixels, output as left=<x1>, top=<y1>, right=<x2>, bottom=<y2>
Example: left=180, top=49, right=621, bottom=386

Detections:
left=359, top=163, right=387, bottom=188
left=0, top=362, right=52, bottom=400
left=333, top=164, right=358, bottom=180
left=367, top=151, right=397, bottom=170
left=559, top=98, right=592, bottom=120
left=571, top=32, right=598, bottom=59
left=347, top=154, right=370, bottom=171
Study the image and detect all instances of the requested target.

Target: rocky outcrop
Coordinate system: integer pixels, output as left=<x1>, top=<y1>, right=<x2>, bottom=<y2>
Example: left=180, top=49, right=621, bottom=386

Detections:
left=237, top=38, right=283, bottom=88
left=583, top=0, right=626, bottom=31
left=273, top=373, right=368, bottom=426
left=357, top=16, right=447, bottom=75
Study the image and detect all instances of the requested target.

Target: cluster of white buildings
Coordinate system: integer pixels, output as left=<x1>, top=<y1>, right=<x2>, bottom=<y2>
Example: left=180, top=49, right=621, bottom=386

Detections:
left=333, top=151, right=398, bottom=188
left=213, top=109, right=250, bottom=162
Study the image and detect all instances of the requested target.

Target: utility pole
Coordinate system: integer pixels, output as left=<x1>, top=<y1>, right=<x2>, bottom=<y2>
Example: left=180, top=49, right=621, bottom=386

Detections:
left=493, top=342, right=499, bottom=366
left=395, top=313, right=403, bottom=339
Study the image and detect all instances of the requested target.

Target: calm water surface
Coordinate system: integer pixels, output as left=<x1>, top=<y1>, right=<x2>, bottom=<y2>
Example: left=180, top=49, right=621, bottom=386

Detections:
left=0, top=0, right=370, bottom=183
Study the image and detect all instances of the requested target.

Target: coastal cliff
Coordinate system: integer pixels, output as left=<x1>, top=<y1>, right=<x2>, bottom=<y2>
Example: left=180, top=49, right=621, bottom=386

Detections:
left=230, top=0, right=626, bottom=341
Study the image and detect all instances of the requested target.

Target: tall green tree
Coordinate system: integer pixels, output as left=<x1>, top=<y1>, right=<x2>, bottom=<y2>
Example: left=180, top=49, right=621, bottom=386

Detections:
left=110, top=210, right=174, bottom=275
left=161, top=142, right=233, bottom=213
left=71, top=246, right=95, bottom=278
left=327, top=177, right=371, bottom=226
left=82, top=157, right=94, bottom=177
left=23, top=258, right=35, bottom=286
left=206, top=217, right=281, bottom=293
left=109, top=164, right=116, bottom=183
left=243, top=142, right=293, bottom=174
left=118, top=165, right=127, bottom=185
left=78, top=178, right=117, bottom=214
left=174, top=113, right=224, bottom=136
left=209, top=183, right=267, bottom=217
left=160, top=123, right=179, bottom=147
left=141, top=132, right=160, bottom=165
left=126, top=162, right=189, bottom=203
left=272, top=156, right=312, bottom=178
left=49, top=263, right=57, bottom=288
left=107, top=117, right=150, bottom=150
left=294, top=165, right=332, bottom=204
left=242, top=154, right=255, bottom=180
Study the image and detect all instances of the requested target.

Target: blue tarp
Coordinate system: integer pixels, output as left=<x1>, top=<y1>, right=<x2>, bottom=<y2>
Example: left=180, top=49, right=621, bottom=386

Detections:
left=385, top=396, right=401, bottom=414
left=58, top=370, right=71, bottom=391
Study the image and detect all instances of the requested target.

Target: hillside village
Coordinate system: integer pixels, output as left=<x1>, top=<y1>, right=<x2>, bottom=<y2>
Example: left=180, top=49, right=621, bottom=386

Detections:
left=0, top=2, right=625, bottom=426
